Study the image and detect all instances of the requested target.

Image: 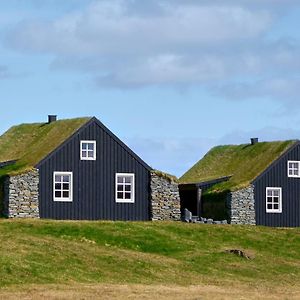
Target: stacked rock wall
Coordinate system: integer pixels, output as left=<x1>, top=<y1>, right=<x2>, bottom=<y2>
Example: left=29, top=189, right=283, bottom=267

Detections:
left=4, top=169, right=39, bottom=218
left=227, top=185, right=256, bottom=225
left=150, top=171, right=181, bottom=221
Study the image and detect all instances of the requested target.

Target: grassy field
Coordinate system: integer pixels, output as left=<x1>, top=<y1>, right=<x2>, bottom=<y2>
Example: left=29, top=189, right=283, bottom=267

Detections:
left=0, top=219, right=299, bottom=299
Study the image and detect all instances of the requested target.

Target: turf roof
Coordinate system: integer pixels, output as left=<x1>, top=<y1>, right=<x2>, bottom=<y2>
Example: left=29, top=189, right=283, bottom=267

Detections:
left=179, top=140, right=297, bottom=192
left=0, top=117, right=91, bottom=177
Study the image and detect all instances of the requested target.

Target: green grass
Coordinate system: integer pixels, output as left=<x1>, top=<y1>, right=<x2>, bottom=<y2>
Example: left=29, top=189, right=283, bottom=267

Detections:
left=152, top=169, right=178, bottom=182
left=0, top=219, right=299, bottom=288
left=0, top=117, right=90, bottom=177
left=179, top=141, right=295, bottom=191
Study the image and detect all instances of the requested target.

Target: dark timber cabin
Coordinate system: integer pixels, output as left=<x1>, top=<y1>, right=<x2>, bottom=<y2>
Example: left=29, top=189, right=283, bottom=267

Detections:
left=179, top=138, right=300, bottom=227
left=0, top=116, right=154, bottom=220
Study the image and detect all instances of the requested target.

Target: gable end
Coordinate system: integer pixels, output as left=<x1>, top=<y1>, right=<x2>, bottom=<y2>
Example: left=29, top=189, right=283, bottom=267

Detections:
left=252, top=141, right=300, bottom=184
left=92, top=117, right=152, bottom=171
left=36, top=117, right=152, bottom=171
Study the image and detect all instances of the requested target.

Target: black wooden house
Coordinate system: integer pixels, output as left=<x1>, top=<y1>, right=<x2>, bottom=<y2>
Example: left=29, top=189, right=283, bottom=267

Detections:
left=0, top=116, right=158, bottom=220
left=179, top=139, right=300, bottom=227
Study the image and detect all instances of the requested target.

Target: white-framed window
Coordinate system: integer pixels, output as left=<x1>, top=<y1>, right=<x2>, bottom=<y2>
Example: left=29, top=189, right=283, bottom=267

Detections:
left=53, top=172, right=73, bottom=202
left=115, top=173, right=135, bottom=203
left=266, top=187, right=282, bottom=213
left=287, top=161, right=300, bottom=177
left=80, top=140, right=96, bottom=160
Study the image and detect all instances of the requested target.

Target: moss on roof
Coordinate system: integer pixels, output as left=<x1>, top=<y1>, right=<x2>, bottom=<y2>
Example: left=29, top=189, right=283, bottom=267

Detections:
left=0, top=117, right=91, bottom=177
left=179, top=140, right=296, bottom=192
left=152, top=169, right=178, bottom=183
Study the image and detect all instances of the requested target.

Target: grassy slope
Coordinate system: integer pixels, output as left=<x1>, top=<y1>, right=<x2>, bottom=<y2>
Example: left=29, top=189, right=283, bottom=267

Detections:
left=0, top=117, right=90, bottom=177
left=0, top=220, right=299, bottom=289
left=179, top=141, right=295, bottom=191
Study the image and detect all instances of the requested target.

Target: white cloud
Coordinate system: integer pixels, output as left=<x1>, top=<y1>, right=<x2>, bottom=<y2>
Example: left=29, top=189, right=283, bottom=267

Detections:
left=5, top=0, right=300, bottom=103
left=8, top=1, right=272, bottom=55
left=214, top=76, right=300, bottom=106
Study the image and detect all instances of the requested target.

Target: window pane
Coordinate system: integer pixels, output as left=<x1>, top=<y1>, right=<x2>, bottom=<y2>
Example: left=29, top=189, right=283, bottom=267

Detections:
left=273, top=197, right=279, bottom=203
left=88, top=151, right=94, bottom=158
left=117, top=185, right=123, bottom=191
left=267, top=197, right=272, bottom=203
left=125, top=185, right=131, bottom=191
left=295, top=170, right=299, bottom=176
left=117, top=192, right=123, bottom=199
left=82, top=151, right=87, bottom=158
left=55, top=175, right=62, bottom=182
left=63, top=175, right=70, bottom=183
left=55, top=183, right=62, bottom=190
left=274, top=204, right=279, bottom=210
left=289, top=170, right=293, bottom=175
left=125, top=177, right=132, bottom=184
left=88, top=143, right=94, bottom=150
left=55, top=191, right=61, bottom=198
left=82, top=143, right=87, bottom=150
left=63, top=191, right=69, bottom=198
left=267, top=204, right=273, bottom=210
left=267, top=190, right=272, bottom=196
left=117, top=177, right=123, bottom=184
left=273, top=190, right=279, bottom=197
left=63, top=183, right=69, bottom=190
left=125, top=192, right=131, bottom=199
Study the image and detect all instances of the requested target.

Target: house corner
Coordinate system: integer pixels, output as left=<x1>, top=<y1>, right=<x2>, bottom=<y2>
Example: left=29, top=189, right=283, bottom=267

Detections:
left=4, top=169, right=40, bottom=218
left=150, top=171, right=181, bottom=221
left=227, top=185, right=256, bottom=225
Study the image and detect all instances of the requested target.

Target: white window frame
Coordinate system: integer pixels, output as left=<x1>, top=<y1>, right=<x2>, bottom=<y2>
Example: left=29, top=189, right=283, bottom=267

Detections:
left=266, top=187, right=282, bottom=213
left=80, top=140, right=96, bottom=161
left=115, top=173, right=135, bottom=203
left=287, top=160, right=300, bottom=178
left=53, top=171, right=73, bottom=202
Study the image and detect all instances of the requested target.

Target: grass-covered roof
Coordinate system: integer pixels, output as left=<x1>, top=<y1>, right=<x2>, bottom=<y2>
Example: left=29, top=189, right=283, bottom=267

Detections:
left=0, top=117, right=91, bottom=177
left=179, top=140, right=296, bottom=191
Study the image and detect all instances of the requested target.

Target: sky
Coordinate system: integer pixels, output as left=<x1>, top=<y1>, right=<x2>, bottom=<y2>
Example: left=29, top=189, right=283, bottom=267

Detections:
left=1, top=0, right=300, bottom=177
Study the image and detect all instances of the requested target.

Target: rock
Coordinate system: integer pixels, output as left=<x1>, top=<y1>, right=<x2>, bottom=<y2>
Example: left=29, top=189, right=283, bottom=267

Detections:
left=4, top=169, right=39, bottom=218
left=184, top=209, right=192, bottom=222
left=227, top=185, right=255, bottom=225
left=150, top=171, right=181, bottom=221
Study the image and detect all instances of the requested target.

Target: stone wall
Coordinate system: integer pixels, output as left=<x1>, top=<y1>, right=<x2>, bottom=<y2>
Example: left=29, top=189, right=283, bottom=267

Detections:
left=150, top=171, right=181, bottom=221
left=4, top=169, right=39, bottom=218
left=227, top=185, right=256, bottom=225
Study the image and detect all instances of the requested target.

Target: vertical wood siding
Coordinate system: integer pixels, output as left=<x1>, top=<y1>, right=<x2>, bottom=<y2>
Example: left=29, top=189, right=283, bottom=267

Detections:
left=38, top=120, right=151, bottom=220
left=254, top=143, right=300, bottom=227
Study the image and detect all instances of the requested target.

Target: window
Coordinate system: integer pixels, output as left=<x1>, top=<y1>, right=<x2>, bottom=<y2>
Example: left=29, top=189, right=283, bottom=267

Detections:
left=80, top=141, right=96, bottom=160
left=266, top=187, right=282, bottom=213
left=53, top=172, right=72, bottom=202
left=288, top=161, right=300, bottom=177
left=115, top=173, right=135, bottom=203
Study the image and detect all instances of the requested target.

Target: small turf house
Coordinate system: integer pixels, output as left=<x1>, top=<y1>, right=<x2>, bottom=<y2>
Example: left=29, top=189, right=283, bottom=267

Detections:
left=0, top=116, right=180, bottom=221
left=179, top=139, right=300, bottom=227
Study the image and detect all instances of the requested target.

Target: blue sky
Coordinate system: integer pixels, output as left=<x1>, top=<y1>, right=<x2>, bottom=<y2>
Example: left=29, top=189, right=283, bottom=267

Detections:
left=1, top=0, right=300, bottom=176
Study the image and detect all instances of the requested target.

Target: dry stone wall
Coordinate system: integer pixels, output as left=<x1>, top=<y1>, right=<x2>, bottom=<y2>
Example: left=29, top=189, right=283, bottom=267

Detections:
left=227, top=185, right=256, bottom=225
left=4, top=169, right=39, bottom=218
left=150, top=172, right=181, bottom=221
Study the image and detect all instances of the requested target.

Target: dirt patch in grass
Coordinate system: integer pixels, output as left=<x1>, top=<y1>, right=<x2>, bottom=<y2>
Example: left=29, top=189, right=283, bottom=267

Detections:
left=0, top=283, right=299, bottom=300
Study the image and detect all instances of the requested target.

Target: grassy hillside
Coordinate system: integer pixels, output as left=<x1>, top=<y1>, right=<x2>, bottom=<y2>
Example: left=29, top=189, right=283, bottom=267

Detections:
left=0, top=219, right=299, bottom=291
left=179, top=141, right=295, bottom=191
